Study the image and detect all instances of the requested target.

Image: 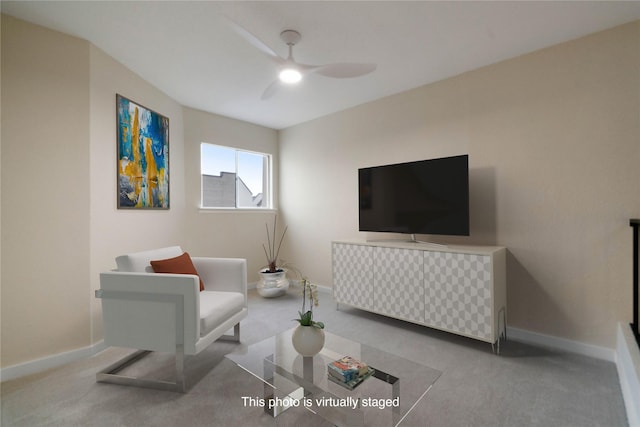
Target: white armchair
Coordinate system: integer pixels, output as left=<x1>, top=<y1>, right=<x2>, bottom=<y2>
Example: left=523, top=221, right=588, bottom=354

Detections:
left=95, top=246, right=247, bottom=392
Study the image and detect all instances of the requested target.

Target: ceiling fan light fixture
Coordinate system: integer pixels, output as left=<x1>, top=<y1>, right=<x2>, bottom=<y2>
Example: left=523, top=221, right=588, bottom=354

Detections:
left=279, top=67, right=302, bottom=84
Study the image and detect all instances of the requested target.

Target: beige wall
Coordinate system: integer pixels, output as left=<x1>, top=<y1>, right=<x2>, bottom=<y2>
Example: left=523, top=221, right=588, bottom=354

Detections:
left=279, top=21, right=640, bottom=348
left=1, top=15, right=91, bottom=366
left=1, top=15, right=277, bottom=368
left=2, top=12, right=638, bottom=369
left=182, top=107, right=279, bottom=283
left=88, top=45, right=188, bottom=344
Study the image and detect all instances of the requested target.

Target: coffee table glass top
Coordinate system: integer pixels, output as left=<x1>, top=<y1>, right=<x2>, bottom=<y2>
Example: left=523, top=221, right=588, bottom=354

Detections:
left=226, top=327, right=441, bottom=427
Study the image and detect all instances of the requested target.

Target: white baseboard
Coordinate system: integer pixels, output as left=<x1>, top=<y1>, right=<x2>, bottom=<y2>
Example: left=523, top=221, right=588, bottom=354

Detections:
left=316, top=283, right=332, bottom=294
left=507, top=324, right=639, bottom=427
left=0, top=340, right=107, bottom=382
left=248, top=281, right=332, bottom=294
left=506, top=326, right=616, bottom=361
left=617, top=323, right=640, bottom=427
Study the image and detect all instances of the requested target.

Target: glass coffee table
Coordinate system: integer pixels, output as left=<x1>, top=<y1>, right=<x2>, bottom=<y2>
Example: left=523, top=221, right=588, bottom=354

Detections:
left=226, top=328, right=441, bottom=427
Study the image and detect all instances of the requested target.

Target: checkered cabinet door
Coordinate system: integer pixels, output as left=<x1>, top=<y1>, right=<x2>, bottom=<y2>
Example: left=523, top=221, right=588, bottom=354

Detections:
left=332, top=243, right=374, bottom=310
left=373, top=247, right=426, bottom=322
left=424, top=252, right=493, bottom=341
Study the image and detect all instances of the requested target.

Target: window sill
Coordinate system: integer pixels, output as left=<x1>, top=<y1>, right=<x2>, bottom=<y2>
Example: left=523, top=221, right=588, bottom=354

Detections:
left=198, top=207, right=277, bottom=214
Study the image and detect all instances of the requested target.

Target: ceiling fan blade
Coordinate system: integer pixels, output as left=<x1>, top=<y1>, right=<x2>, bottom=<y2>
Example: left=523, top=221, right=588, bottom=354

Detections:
left=313, top=63, right=377, bottom=78
left=296, top=62, right=321, bottom=74
left=224, top=17, right=281, bottom=61
left=261, top=79, right=282, bottom=100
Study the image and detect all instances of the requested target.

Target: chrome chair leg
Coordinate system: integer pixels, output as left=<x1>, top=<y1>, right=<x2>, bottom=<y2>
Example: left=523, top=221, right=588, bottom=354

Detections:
left=219, top=323, right=241, bottom=342
left=96, top=346, right=186, bottom=393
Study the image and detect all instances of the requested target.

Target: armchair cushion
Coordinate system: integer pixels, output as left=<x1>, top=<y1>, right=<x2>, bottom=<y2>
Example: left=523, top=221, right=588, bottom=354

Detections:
left=151, top=252, right=204, bottom=291
left=199, top=291, right=245, bottom=337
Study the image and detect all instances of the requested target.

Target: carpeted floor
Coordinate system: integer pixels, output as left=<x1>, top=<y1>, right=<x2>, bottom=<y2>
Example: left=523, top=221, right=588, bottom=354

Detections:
left=1, top=289, right=628, bottom=427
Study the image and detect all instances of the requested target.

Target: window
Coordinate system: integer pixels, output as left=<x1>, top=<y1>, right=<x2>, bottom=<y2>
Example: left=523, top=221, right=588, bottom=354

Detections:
left=201, top=143, right=271, bottom=209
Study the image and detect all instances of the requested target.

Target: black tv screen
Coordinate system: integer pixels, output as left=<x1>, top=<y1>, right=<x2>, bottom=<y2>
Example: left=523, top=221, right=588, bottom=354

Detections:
left=359, top=155, right=469, bottom=236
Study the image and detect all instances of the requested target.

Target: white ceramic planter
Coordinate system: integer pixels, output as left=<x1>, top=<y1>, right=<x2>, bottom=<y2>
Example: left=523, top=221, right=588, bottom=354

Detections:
left=291, top=325, right=325, bottom=356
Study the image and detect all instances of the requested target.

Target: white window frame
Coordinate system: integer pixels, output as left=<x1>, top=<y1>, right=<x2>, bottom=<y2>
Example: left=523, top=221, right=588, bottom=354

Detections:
left=200, top=142, right=273, bottom=210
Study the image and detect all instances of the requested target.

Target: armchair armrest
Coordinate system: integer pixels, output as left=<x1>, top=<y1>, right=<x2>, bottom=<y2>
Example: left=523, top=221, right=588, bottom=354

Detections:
left=192, top=257, right=247, bottom=304
left=98, top=271, right=200, bottom=354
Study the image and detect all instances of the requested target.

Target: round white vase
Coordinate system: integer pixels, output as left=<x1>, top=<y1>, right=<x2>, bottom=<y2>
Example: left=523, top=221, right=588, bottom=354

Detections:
left=292, top=325, right=325, bottom=357
left=257, top=270, right=289, bottom=298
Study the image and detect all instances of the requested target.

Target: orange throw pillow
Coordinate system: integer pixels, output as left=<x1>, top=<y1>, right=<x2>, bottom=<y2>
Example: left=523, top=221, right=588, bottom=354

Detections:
left=150, top=252, right=205, bottom=291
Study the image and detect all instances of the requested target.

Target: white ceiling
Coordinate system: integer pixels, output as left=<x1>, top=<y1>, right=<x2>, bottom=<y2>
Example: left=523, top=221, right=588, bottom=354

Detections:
left=3, top=1, right=640, bottom=129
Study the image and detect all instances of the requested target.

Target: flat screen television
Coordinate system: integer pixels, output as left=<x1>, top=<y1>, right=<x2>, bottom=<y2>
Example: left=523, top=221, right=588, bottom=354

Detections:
left=359, top=155, right=469, bottom=236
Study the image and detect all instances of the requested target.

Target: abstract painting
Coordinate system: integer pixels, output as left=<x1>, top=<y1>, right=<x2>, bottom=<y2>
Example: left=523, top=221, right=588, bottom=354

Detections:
left=116, top=94, right=169, bottom=209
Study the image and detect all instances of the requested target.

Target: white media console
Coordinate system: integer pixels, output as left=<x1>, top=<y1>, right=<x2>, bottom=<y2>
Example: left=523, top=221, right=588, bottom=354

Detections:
left=332, top=240, right=507, bottom=350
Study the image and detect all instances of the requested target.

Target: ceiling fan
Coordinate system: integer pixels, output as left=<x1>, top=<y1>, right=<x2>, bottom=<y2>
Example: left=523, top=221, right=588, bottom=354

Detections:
left=231, top=24, right=377, bottom=100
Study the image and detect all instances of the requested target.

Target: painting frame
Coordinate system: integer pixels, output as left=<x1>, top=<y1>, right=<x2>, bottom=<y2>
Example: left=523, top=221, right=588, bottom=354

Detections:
left=116, top=94, right=170, bottom=209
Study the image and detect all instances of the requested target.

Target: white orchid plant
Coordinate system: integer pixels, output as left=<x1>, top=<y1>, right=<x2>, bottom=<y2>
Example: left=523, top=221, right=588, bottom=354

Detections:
left=294, top=278, right=324, bottom=329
